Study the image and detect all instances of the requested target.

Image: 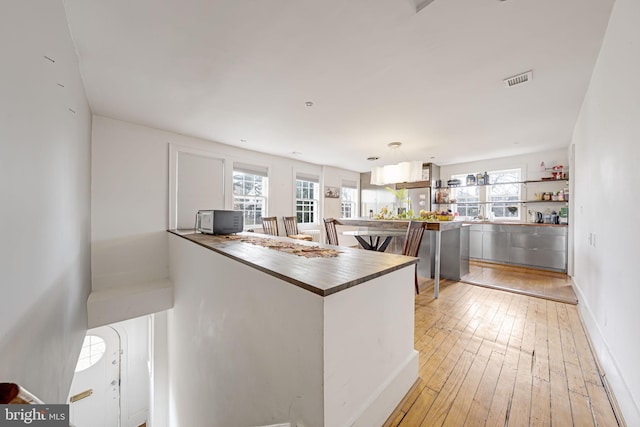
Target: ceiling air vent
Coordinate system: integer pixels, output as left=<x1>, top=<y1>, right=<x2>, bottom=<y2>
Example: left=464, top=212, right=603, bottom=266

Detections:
left=503, top=70, right=533, bottom=88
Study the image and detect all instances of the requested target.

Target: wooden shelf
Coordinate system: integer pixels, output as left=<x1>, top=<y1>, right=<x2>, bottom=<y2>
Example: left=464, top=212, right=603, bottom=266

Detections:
left=435, top=178, right=568, bottom=190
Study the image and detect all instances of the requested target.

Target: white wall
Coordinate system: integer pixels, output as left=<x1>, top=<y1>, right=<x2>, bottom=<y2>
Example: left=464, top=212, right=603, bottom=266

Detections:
left=0, top=0, right=92, bottom=402
left=571, top=0, right=640, bottom=423
left=91, top=115, right=359, bottom=290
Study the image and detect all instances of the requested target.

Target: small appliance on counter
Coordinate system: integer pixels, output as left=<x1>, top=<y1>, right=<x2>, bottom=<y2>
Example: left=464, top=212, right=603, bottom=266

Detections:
left=195, top=210, right=244, bottom=235
left=528, top=210, right=544, bottom=223
left=559, top=207, right=569, bottom=224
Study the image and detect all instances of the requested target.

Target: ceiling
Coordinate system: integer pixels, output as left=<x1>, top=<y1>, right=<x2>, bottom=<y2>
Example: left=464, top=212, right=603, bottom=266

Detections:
left=63, top=0, right=614, bottom=172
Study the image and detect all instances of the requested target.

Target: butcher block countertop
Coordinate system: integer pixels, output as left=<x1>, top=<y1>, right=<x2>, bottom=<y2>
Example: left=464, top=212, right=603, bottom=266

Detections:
left=461, top=221, right=568, bottom=227
left=336, top=218, right=464, bottom=231
left=168, top=230, right=418, bottom=297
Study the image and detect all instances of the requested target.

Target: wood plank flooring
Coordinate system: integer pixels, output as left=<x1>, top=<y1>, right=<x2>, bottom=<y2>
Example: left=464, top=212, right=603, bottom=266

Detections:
left=384, top=279, right=621, bottom=427
left=461, top=261, right=578, bottom=304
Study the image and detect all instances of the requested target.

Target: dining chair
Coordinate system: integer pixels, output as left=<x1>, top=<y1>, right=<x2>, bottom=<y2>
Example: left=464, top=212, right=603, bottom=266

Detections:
left=323, top=218, right=340, bottom=245
left=402, top=221, right=428, bottom=294
left=283, top=216, right=313, bottom=241
left=261, top=216, right=279, bottom=236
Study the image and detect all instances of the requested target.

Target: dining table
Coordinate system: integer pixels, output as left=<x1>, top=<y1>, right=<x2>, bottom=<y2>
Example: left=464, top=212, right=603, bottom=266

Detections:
left=342, top=229, right=407, bottom=252
left=336, top=218, right=466, bottom=299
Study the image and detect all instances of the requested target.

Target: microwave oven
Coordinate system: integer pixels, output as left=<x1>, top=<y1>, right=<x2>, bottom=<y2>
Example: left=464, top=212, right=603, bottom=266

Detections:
left=195, top=210, right=244, bottom=235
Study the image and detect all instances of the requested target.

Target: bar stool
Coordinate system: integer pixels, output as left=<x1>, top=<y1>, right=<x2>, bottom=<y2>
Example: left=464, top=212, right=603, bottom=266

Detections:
left=283, top=216, right=313, bottom=241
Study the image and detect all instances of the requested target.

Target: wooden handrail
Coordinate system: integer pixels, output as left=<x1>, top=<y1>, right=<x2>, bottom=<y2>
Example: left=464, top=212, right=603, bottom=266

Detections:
left=0, top=382, right=44, bottom=404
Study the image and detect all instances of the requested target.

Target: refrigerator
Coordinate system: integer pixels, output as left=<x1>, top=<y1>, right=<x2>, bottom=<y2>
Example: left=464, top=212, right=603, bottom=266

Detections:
left=407, top=187, right=431, bottom=214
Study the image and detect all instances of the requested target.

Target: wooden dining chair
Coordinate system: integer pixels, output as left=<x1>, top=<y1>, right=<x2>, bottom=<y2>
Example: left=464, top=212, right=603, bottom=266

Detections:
left=261, top=216, right=279, bottom=236
left=323, top=218, right=340, bottom=245
left=402, top=221, right=428, bottom=294
left=283, top=216, right=313, bottom=241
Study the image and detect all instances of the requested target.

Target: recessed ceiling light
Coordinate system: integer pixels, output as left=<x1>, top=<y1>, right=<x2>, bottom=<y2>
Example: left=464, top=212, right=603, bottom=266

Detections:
left=240, top=139, right=247, bottom=143
left=367, top=156, right=380, bottom=161
left=291, top=151, right=303, bottom=156
left=430, top=156, right=436, bottom=159
left=305, top=101, right=314, bottom=107
left=388, top=142, right=402, bottom=149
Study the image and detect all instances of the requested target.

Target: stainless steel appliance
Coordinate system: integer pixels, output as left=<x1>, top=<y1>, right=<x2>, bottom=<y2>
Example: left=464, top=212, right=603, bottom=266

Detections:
left=196, top=210, right=244, bottom=234
left=407, top=187, right=431, bottom=213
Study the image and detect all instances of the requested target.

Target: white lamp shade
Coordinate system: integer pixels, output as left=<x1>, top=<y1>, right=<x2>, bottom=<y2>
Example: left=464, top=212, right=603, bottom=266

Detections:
left=370, top=160, right=422, bottom=185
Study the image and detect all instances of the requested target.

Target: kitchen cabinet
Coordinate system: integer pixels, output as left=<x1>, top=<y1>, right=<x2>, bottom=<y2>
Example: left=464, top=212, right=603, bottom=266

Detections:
left=468, top=224, right=567, bottom=272
left=469, top=225, right=483, bottom=259
left=396, top=162, right=440, bottom=189
left=481, top=224, right=510, bottom=263
left=508, top=226, right=567, bottom=271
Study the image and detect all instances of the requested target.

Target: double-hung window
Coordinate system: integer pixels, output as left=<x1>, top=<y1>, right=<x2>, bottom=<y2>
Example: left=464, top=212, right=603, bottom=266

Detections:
left=341, top=180, right=358, bottom=219
left=450, top=168, right=521, bottom=219
left=488, top=169, right=521, bottom=219
left=295, top=174, right=319, bottom=224
left=233, top=163, right=269, bottom=228
left=450, top=174, right=480, bottom=217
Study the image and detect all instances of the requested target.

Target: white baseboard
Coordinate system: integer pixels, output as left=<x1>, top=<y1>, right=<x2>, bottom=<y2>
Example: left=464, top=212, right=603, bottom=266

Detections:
left=573, top=278, right=638, bottom=426
left=349, top=350, right=419, bottom=427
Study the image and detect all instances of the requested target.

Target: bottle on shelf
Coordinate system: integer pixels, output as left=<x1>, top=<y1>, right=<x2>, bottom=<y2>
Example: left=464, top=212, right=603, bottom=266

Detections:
left=483, top=171, right=489, bottom=185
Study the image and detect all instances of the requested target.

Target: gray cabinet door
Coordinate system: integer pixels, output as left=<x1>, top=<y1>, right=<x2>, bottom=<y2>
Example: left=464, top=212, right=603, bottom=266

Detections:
left=509, top=227, right=567, bottom=271
left=482, top=227, right=510, bottom=263
left=470, top=230, right=483, bottom=259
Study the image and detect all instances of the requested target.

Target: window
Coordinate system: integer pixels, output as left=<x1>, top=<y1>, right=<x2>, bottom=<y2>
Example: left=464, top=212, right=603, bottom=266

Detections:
left=451, top=174, right=480, bottom=217
left=488, top=169, right=521, bottom=219
left=75, top=335, right=106, bottom=372
left=296, top=174, right=319, bottom=224
left=450, top=168, right=521, bottom=219
left=233, top=164, right=268, bottom=227
left=341, top=180, right=358, bottom=218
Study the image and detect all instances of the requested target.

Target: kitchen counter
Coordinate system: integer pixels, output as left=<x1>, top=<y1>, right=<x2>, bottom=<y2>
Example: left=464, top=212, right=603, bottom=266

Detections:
left=462, top=220, right=567, bottom=227
left=169, top=229, right=417, bottom=297
left=335, top=218, right=467, bottom=298
left=466, top=223, right=568, bottom=271
left=167, top=230, right=419, bottom=426
left=337, top=217, right=464, bottom=231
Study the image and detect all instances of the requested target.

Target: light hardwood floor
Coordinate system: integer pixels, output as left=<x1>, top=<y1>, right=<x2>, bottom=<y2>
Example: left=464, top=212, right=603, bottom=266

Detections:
left=462, top=261, right=578, bottom=305
left=384, top=279, right=622, bottom=427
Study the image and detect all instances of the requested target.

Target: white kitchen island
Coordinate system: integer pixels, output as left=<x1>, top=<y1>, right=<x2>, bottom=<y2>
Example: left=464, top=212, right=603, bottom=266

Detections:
left=167, top=230, right=419, bottom=427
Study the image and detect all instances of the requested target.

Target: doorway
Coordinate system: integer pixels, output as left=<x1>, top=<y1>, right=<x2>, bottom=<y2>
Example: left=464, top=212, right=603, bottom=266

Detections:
left=68, top=326, right=121, bottom=427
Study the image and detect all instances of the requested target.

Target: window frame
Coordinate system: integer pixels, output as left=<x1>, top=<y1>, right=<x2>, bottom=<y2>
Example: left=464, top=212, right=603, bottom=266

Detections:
left=487, top=168, right=522, bottom=220
left=340, top=179, right=358, bottom=219
left=450, top=168, right=522, bottom=220
left=295, top=174, right=319, bottom=224
left=232, top=164, right=269, bottom=228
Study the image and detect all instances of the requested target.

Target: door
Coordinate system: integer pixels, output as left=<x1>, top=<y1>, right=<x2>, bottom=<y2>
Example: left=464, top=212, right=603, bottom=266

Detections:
left=176, top=151, right=225, bottom=229
left=68, top=326, right=121, bottom=427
